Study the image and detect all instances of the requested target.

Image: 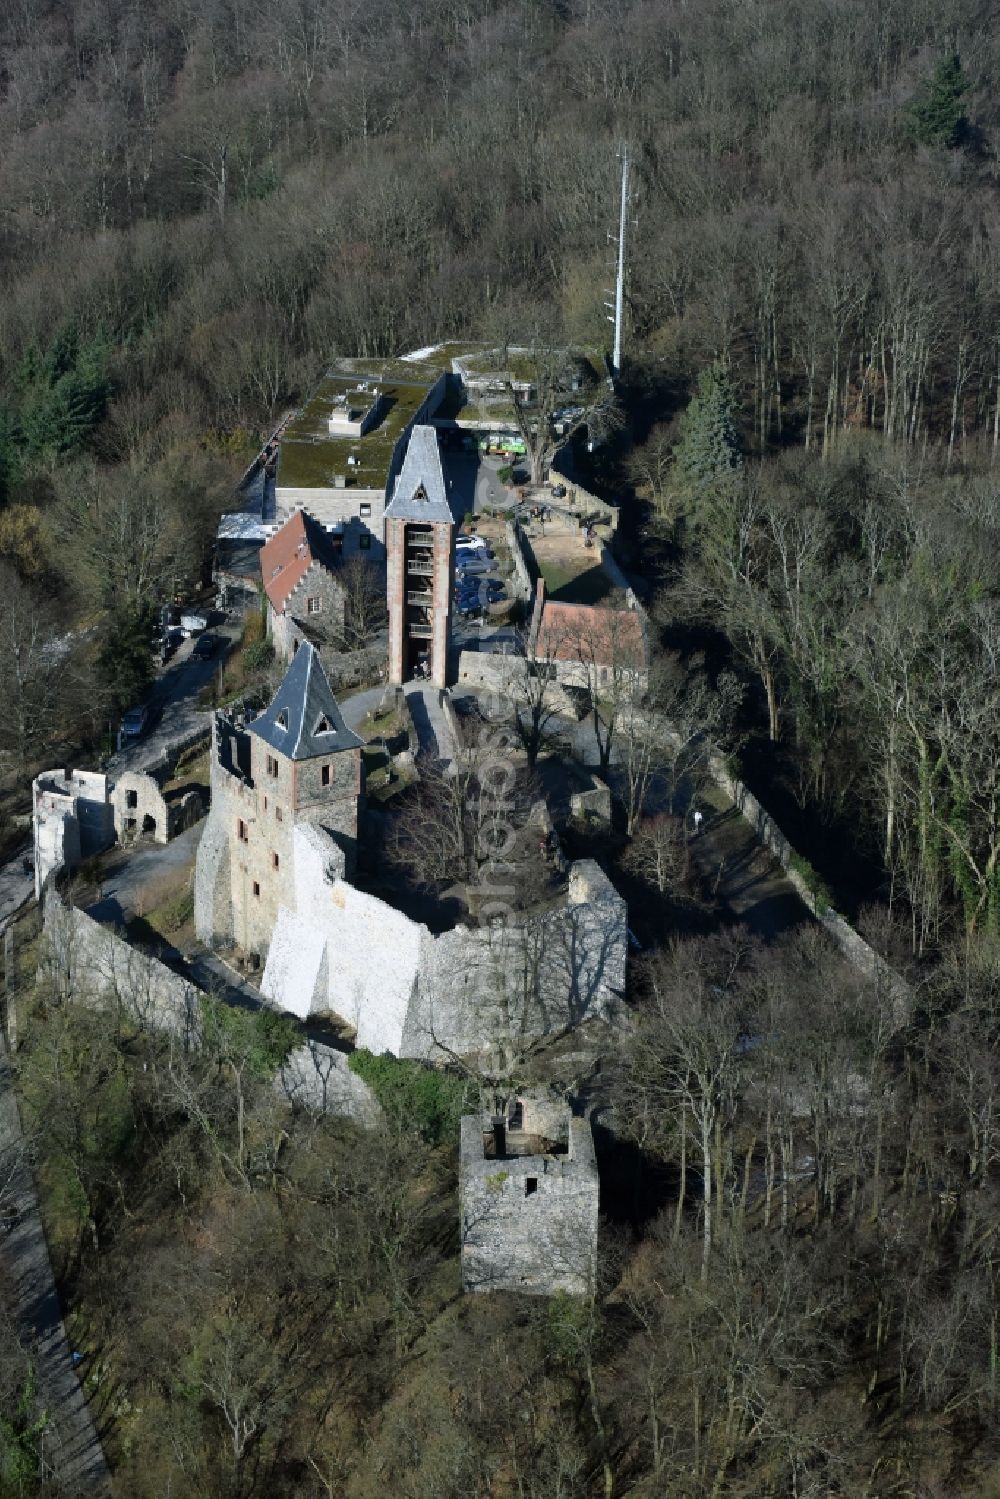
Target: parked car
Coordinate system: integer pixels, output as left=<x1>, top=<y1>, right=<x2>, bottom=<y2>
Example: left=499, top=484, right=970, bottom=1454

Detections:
left=455, top=534, right=487, bottom=551
left=180, top=612, right=208, bottom=635
left=550, top=483, right=567, bottom=498
left=193, top=633, right=219, bottom=660
left=120, top=705, right=150, bottom=741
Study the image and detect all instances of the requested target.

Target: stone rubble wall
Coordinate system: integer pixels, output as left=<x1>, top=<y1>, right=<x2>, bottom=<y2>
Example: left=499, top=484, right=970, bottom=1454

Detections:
left=260, top=824, right=627, bottom=1061
left=111, top=770, right=204, bottom=847
left=41, top=890, right=377, bottom=1122
left=455, top=650, right=515, bottom=693
left=547, top=466, right=618, bottom=532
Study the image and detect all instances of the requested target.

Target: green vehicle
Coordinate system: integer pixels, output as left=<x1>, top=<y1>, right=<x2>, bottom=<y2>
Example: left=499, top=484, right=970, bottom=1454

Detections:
left=479, top=434, right=526, bottom=458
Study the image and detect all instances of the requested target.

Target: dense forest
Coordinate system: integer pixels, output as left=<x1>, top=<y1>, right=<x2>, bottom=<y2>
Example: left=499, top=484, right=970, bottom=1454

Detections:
left=2, top=0, right=1000, bottom=1495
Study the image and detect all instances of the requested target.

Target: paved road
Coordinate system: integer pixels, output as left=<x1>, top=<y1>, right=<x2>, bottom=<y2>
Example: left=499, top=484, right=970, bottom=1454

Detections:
left=106, top=622, right=240, bottom=776
left=86, top=820, right=205, bottom=925
left=0, top=1032, right=111, bottom=1495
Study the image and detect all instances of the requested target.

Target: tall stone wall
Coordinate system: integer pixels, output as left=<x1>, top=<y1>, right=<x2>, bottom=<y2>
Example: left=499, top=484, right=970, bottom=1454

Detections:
left=460, top=1115, right=599, bottom=1295
left=42, top=891, right=377, bottom=1122
left=270, top=560, right=347, bottom=665
left=260, top=824, right=627, bottom=1061
left=262, top=822, right=419, bottom=1048
left=44, top=894, right=202, bottom=1042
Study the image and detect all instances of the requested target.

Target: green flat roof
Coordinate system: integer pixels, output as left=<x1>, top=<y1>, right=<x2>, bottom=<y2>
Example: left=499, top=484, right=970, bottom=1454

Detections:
left=277, top=367, right=442, bottom=491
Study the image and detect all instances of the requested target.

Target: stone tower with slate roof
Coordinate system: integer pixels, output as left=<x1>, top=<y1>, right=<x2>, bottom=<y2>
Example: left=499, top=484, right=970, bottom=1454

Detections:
left=194, top=642, right=365, bottom=958
left=385, top=424, right=455, bottom=688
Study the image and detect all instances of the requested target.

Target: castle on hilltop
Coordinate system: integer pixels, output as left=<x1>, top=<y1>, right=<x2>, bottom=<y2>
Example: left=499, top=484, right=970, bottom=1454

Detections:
left=194, top=644, right=627, bottom=1062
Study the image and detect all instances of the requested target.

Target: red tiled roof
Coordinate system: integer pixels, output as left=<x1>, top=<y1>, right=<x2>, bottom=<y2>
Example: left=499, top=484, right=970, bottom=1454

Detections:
left=260, top=511, right=339, bottom=613
left=534, top=599, right=646, bottom=670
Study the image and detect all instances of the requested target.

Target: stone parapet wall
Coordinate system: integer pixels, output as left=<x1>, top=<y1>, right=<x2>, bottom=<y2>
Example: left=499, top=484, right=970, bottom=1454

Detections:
left=456, top=650, right=513, bottom=693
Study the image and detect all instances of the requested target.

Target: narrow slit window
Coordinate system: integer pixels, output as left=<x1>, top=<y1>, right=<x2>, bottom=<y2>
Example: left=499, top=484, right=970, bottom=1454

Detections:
left=321, top=764, right=331, bottom=786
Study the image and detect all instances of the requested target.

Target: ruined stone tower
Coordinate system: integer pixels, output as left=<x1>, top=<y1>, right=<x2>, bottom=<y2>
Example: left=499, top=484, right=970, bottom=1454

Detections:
left=460, top=1108, right=599, bottom=1296
left=385, top=424, right=454, bottom=688
left=194, top=642, right=364, bottom=959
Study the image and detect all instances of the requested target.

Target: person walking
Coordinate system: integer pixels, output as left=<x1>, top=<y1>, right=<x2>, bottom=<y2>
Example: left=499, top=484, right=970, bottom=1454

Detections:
left=692, top=808, right=704, bottom=835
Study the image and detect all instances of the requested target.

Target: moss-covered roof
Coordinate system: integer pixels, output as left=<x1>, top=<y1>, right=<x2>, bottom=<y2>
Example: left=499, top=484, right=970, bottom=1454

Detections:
left=277, top=365, right=443, bottom=491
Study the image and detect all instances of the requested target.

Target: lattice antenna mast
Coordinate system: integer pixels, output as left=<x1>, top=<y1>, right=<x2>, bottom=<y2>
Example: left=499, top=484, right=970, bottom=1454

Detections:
left=611, top=144, right=629, bottom=377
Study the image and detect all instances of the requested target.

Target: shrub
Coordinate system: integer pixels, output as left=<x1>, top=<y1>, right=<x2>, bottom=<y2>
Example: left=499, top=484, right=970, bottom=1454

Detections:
left=347, top=1049, right=478, bottom=1146
left=788, top=850, right=835, bottom=916
left=244, top=639, right=274, bottom=672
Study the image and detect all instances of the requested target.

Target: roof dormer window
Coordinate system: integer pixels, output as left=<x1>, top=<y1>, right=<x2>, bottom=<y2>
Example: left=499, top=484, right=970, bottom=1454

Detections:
left=313, top=715, right=335, bottom=735
left=275, top=709, right=288, bottom=731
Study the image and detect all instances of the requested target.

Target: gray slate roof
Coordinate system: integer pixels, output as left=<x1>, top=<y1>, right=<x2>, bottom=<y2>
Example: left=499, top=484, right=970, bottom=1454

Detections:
left=384, top=424, right=453, bottom=523
left=249, top=642, right=364, bottom=760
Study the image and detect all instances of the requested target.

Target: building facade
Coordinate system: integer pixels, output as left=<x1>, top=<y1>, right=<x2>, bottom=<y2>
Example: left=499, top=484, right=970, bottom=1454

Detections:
left=260, top=510, right=349, bottom=663
left=194, top=643, right=364, bottom=958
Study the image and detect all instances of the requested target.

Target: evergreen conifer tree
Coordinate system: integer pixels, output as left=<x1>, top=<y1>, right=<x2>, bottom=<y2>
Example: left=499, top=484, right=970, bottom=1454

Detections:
left=673, top=362, right=743, bottom=523
left=907, top=53, right=969, bottom=149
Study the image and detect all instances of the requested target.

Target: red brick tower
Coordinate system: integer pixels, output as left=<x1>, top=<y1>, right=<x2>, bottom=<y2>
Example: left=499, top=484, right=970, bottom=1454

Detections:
left=385, top=425, right=454, bottom=688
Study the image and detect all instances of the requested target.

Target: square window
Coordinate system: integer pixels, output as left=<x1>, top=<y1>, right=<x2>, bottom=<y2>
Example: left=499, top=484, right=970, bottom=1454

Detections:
left=125, top=789, right=138, bottom=809
left=321, top=764, right=331, bottom=787
left=307, top=596, right=321, bottom=615
left=252, top=881, right=260, bottom=898
left=272, top=852, right=280, bottom=871
left=266, top=755, right=278, bottom=778
left=525, top=1178, right=538, bottom=1197
left=359, top=533, right=371, bottom=551
left=359, top=502, right=371, bottom=518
